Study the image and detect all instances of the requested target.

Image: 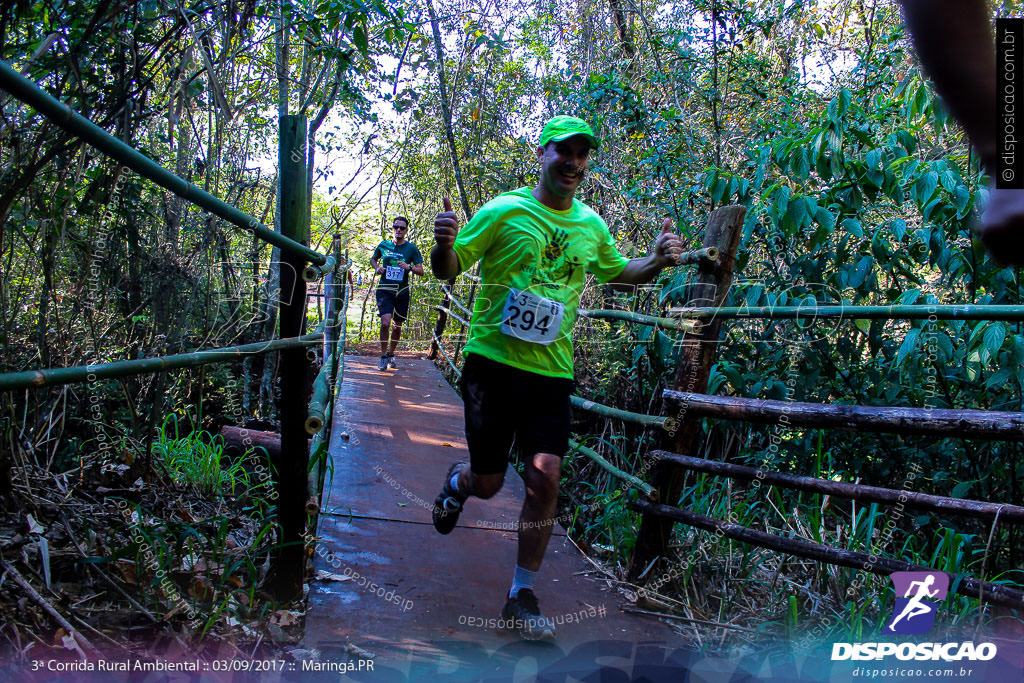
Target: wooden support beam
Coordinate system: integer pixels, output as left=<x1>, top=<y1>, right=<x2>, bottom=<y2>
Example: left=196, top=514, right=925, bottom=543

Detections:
left=268, top=114, right=310, bottom=601
left=661, top=390, right=1024, bottom=441
left=219, top=425, right=309, bottom=460
left=630, top=205, right=746, bottom=581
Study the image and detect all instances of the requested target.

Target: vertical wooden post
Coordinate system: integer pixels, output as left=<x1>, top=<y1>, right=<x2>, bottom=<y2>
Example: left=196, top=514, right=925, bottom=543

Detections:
left=428, top=277, right=456, bottom=360
left=629, top=205, right=745, bottom=581
left=269, top=114, right=309, bottom=600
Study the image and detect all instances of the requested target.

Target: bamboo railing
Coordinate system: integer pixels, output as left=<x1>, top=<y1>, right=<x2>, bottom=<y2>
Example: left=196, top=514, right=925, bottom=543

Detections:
left=0, top=62, right=350, bottom=599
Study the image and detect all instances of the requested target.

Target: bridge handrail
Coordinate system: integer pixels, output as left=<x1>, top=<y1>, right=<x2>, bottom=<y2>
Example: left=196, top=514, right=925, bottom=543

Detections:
left=662, top=389, right=1024, bottom=441
left=569, top=396, right=670, bottom=429
left=431, top=330, right=462, bottom=378
left=0, top=59, right=326, bottom=267
left=667, top=303, right=1024, bottom=321
left=652, top=450, right=1024, bottom=525
left=569, top=438, right=657, bottom=500
left=439, top=284, right=474, bottom=317
left=0, top=333, right=322, bottom=392
left=432, top=304, right=470, bottom=328
left=579, top=309, right=699, bottom=333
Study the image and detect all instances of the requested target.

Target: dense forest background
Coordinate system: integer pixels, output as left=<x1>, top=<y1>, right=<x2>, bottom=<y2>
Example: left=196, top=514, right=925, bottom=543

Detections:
left=1, top=0, right=1022, bottom=659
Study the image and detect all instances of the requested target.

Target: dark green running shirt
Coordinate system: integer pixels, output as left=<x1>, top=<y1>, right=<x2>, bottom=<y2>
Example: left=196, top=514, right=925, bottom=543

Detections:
left=373, top=240, right=423, bottom=293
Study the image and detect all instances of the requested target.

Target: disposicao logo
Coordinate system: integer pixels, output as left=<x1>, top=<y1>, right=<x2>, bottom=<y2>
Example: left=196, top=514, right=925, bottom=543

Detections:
left=831, top=570, right=998, bottom=662
left=887, top=571, right=948, bottom=635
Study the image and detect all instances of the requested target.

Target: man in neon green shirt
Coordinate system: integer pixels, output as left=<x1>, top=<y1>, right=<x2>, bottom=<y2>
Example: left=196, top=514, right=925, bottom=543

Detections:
left=430, top=115, right=684, bottom=641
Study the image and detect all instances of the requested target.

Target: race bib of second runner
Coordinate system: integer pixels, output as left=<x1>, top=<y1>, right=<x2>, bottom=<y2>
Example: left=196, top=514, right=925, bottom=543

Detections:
left=500, top=288, right=564, bottom=345
left=385, top=265, right=403, bottom=281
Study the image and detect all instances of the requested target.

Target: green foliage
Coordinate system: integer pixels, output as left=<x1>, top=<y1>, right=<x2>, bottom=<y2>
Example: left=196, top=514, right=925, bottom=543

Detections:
left=154, top=415, right=250, bottom=497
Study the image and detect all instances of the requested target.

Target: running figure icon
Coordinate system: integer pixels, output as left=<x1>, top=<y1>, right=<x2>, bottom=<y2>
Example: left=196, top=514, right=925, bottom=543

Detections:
left=888, top=575, right=939, bottom=632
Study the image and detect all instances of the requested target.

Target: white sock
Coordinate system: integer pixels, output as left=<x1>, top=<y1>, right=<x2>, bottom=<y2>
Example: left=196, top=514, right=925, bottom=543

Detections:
left=509, top=565, right=536, bottom=599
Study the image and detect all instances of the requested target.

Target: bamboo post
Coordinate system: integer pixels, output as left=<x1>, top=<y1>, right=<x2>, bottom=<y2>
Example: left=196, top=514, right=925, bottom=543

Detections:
left=268, top=114, right=310, bottom=600
left=629, top=205, right=746, bottom=581
left=305, top=359, right=332, bottom=434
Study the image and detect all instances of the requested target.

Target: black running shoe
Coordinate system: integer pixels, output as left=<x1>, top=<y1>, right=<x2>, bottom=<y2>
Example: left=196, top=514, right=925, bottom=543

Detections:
left=387, top=354, right=397, bottom=369
left=377, top=355, right=388, bottom=371
left=501, top=589, right=556, bottom=641
left=432, top=461, right=466, bottom=535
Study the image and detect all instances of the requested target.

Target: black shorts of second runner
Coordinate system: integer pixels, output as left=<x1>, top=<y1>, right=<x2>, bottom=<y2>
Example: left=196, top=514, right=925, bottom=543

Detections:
left=376, top=287, right=411, bottom=322
left=460, top=353, right=574, bottom=475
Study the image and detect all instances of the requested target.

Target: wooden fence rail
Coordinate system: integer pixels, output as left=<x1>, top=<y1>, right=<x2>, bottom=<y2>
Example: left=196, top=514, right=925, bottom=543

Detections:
left=652, top=450, right=1024, bottom=525
left=662, top=389, right=1024, bottom=441
left=630, top=499, right=1024, bottom=610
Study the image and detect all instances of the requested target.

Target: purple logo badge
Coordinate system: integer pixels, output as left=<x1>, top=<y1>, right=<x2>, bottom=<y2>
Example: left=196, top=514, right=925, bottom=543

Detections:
left=887, top=571, right=948, bottom=635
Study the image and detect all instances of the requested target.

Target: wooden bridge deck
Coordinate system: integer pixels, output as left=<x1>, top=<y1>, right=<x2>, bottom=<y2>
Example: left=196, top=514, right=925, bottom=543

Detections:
left=300, top=355, right=704, bottom=680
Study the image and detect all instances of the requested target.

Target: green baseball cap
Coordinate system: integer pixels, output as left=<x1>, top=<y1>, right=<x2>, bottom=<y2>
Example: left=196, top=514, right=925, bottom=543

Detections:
left=538, top=115, right=600, bottom=150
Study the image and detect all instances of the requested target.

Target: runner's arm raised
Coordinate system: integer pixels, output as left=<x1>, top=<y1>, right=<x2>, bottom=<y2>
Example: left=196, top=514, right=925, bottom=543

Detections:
left=608, top=219, right=683, bottom=287
left=432, top=197, right=461, bottom=279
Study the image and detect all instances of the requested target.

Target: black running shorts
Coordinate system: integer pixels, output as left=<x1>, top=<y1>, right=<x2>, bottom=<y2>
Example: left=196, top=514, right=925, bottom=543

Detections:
left=376, top=288, right=411, bottom=322
left=459, top=353, right=574, bottom=475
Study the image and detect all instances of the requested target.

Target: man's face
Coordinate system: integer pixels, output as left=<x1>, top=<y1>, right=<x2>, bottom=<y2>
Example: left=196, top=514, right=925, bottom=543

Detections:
left=392, top=220, right=408, bottom=241
left=536, top=136, right=592, bottom=199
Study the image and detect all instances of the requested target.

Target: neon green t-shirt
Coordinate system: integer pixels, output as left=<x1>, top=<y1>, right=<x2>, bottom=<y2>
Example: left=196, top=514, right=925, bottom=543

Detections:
left=453, top=187, right=629, bottom=378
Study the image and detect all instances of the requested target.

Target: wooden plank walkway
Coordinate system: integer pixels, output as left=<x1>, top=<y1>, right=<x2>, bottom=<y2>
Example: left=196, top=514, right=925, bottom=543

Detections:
left=296, top=355, right=1024, bottom=682
left=300, top=355, right=694, bottom=679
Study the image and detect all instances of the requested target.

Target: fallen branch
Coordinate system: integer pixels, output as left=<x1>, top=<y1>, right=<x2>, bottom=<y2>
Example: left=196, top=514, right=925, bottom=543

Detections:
left=0, top=558, right=101, bottom=658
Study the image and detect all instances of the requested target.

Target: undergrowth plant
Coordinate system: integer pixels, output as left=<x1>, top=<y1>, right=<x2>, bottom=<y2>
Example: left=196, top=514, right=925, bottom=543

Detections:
left=154, top=414, right=250, bottom=497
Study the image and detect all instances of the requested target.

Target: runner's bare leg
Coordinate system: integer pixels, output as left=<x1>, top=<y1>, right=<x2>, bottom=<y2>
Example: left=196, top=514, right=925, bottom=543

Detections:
left=379, top=313, right=392, bottom=356
left=389, top=321, right=403, bottom=356
left=518, top=452, right=561, bottom=571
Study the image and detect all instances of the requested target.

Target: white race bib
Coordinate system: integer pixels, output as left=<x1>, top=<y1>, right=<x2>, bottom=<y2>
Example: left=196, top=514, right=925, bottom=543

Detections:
left=385, top=265, right=403, bottom=281
left=500, top=288, right=564, bottom=345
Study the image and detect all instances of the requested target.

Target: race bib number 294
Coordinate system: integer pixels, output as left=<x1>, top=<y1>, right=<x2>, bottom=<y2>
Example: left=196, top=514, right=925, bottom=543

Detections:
left=501, top=288, right=564, bottom=345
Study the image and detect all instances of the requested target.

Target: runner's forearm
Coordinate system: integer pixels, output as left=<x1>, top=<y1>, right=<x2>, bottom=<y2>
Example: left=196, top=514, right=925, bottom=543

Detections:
left=431, top=245, right=460, bottom=280
left=608, top=254, right=663, bottom=288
